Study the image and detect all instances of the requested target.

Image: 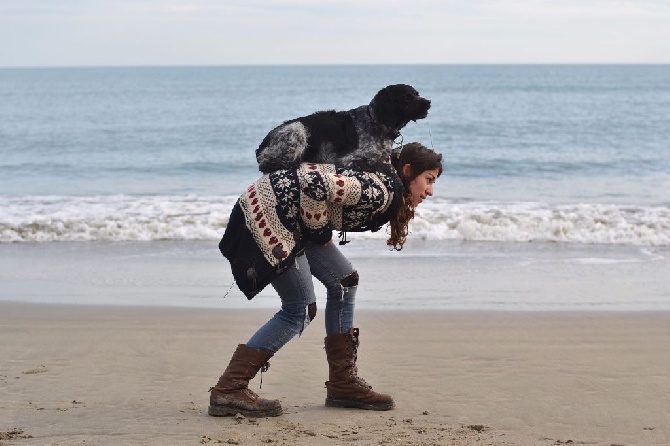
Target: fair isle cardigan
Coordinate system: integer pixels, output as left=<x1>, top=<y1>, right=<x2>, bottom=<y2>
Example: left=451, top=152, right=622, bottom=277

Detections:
left=220, top=162, right=403, bottom=299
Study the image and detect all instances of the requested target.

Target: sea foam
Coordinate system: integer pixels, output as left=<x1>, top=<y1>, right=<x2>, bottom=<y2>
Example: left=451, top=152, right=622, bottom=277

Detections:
left=1, top=196, right=668, bottom=246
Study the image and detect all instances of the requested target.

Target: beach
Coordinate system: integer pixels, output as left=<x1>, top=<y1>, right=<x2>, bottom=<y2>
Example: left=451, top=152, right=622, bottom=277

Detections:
left=2, top=240, right=670, bottom=445
left=1, top=303, right=669, bottom=445
left=1, top=65, right=669, bottom=445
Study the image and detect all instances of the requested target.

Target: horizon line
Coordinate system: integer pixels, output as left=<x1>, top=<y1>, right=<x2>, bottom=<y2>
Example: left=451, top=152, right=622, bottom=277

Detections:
left=2, top=62, right=670, bottom=69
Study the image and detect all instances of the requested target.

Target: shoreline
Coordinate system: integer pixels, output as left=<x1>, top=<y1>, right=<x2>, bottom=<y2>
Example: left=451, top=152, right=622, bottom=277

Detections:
left=2, top=299, right=670, bottom=314
left=2, top=240, right=669, bottom=311
left=2, top=302, right=669, bottom=445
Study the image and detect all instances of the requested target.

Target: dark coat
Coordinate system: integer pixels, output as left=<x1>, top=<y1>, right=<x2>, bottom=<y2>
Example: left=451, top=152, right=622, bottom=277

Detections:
left=220, top=163, right=403, bottom=299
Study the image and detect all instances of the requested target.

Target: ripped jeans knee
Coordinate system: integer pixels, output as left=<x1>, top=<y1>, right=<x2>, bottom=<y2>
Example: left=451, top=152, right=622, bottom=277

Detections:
left=322, top=270, right=358, bottom=336
left=340, top=271, right=359, bottom=288
left=307, top=302, right=317, bottom=321
left=303, top=241, right=358, bottom=336
left=296, top=301, right=318, bottom=336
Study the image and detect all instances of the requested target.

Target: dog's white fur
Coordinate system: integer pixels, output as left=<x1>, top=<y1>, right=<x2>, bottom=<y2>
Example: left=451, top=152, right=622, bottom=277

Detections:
left=256, top=121, right=310, bottom=168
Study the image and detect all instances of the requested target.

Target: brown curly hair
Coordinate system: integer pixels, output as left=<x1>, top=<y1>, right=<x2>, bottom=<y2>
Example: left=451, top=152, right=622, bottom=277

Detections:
left=387, top=142, right=443, bottom=251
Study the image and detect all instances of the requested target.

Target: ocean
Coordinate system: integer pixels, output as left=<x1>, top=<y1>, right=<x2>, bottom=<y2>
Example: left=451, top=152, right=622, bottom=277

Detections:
left=1, top=65, right=669, bottom=310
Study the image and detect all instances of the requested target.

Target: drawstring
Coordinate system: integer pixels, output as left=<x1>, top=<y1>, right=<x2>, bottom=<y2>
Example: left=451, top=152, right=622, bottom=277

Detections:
left=221, top=281, right=234, bottom=300
left=338, top=231, right=350, bottom=245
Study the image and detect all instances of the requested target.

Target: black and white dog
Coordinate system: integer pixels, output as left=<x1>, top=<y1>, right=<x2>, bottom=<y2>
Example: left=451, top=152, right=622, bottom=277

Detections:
left=255, top=84, right=431, bottom=173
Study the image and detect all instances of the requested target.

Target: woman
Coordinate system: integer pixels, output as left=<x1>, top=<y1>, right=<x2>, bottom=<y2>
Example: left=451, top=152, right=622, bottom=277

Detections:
left=209, top=142, right=443, bottom=417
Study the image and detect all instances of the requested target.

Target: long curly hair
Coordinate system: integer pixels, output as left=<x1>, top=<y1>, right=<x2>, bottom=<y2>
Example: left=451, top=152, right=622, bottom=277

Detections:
left=387, top=142, right=443, bottom=250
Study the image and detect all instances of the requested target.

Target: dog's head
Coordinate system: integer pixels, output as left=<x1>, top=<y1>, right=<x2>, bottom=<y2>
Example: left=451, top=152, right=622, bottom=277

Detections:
left=369, top=84, right=431, bottom=136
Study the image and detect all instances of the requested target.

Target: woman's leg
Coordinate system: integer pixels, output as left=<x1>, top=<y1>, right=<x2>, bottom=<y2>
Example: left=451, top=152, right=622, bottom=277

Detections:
left=306, top=241, right=394, bottom=411
left=305, top=241, right=357, bottom=336
left=246, top=253, right=317, bottom=353
left=209, top=254, right=316, bottom=417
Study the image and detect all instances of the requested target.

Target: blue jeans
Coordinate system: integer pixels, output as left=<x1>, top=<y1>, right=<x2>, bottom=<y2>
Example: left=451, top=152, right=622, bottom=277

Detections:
left=246, top=241, right=357, bottom=353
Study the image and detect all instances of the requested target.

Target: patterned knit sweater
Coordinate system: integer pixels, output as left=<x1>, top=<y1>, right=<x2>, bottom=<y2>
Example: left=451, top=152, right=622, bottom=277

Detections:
left=220, top=163, right=403, bottom=299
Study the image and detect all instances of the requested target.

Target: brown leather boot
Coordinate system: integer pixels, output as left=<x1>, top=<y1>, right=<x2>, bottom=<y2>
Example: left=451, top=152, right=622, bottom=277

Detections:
left=324, top=328, right=394, bottom=410
left=208, top=344, right=282, bottom=417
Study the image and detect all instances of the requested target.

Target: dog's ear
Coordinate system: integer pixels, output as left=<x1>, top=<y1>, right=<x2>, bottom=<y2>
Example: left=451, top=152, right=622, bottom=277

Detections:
left=371, top=86, right=405, bottom=131
left=372, top=84, right=430, bottom=131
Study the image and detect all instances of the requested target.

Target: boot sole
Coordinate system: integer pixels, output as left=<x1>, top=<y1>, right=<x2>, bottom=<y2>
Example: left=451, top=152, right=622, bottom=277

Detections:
left=208, top=405, right=282, bottom=417
left=325, top=398, right=394, bottom=411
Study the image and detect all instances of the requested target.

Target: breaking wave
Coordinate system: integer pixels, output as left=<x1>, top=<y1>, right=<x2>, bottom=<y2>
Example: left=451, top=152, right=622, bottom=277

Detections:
left=1, top=195, right=668, bottom=246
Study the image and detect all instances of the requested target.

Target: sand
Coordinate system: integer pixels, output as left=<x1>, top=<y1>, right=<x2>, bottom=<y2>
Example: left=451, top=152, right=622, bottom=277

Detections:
left=1, top=302, right=669, bottom=445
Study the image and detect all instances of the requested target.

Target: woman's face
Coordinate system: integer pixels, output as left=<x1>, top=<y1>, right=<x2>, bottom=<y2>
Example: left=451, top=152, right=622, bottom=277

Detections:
left=403, top=165, right=440, bottom=207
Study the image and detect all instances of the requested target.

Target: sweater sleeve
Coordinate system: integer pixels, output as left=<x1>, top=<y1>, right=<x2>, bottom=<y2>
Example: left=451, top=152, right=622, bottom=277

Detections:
left=297, top=163, right=362, bottom=205
left=297, top=163, right=402, bottom=240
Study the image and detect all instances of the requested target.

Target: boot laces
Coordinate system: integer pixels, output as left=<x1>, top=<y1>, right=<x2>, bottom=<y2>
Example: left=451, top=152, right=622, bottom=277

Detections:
left=347, top=336, right=371, bottom=389
left=353, top=375, right=372, bottom=389
left=259, top=361, right=270, bottom=389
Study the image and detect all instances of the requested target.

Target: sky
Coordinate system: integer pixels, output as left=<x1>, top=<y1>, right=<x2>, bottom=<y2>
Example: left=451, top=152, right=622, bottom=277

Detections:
left=1, top=0, right=669, bottom=67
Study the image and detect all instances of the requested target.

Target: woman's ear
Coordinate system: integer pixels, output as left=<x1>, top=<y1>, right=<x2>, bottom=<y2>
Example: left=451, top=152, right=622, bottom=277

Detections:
left=402, top=163, right=412, bottom=180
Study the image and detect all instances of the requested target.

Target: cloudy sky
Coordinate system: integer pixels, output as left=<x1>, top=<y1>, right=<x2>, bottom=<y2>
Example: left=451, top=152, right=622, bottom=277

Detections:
left=1, top=0, right=669, bottom=67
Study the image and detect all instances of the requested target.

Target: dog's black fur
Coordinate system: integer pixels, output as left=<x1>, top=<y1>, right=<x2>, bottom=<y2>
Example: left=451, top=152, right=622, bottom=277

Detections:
left=255, top=84, right=431, bottom=173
